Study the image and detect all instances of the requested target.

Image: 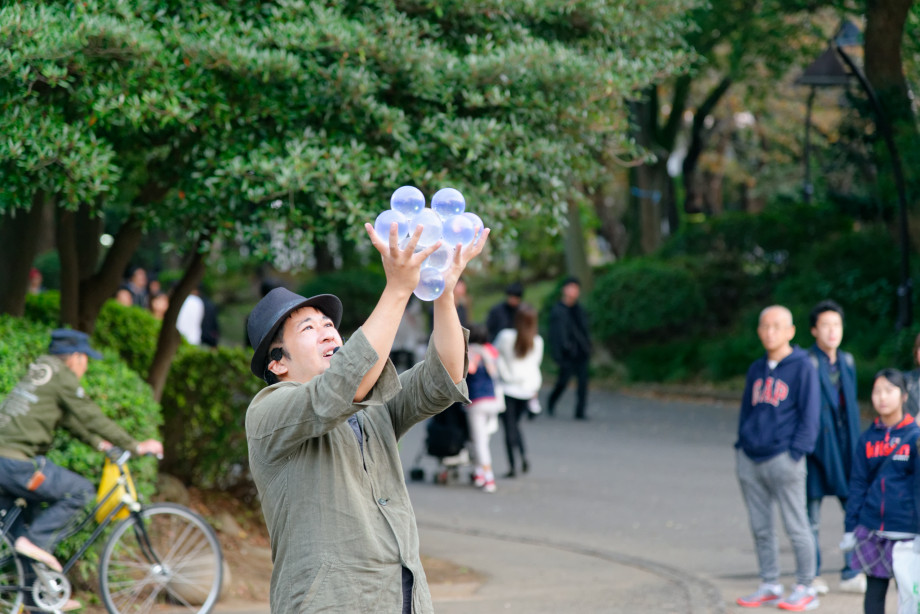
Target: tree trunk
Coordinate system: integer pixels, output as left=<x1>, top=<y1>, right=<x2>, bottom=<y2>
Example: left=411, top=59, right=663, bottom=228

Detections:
left=589, top=168, right=630, bottom=260
left=56, top=208, right=81, bottom=329
left=77, top=216, right=144, bottom=333
left=563, top=199, right=592, bottom=289
left=146, top=239, right=208, bottom=402
left=57, top=205, right=144, bottom=333
left=864, top=0, right=920, bottom=245
left=683, top=77, right=733, bottom=216
left=629, top=86, right=680, bottom=253
left=631, top=159, right=671, bottom=254
left=0, top=193, right=48, bottom=317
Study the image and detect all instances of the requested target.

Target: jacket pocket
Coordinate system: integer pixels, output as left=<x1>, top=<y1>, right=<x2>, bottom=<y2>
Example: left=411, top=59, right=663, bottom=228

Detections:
left=297, top=558, right=361, bottom=614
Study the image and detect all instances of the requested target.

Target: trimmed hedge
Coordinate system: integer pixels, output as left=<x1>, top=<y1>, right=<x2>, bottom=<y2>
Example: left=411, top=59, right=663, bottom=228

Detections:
left=160, top=345, right=263, bottom=491
left=589, top=259, right=705, bottom=352
left=93, top=300, right=161, bottom=378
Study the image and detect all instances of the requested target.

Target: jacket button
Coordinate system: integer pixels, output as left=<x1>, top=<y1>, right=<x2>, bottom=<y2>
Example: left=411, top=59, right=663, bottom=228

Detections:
left=378, top=498, right=388, bottom=506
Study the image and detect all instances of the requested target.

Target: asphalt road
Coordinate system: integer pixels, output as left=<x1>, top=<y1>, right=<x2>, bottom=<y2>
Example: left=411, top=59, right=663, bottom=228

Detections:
left=402, top=387, right=897, bottom=613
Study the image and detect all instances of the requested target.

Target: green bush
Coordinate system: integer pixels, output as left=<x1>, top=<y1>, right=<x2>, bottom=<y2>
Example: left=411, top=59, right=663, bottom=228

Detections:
left=299, top=268, right=387, bottom=335
left=589, top=260, right=705, bottom=353
left=24, top=289, right=61, bottom=325
left=160, top=345, right=263, bottom=491
left=0, top=315, right=161, bottom=585
left=92, top=300, right=162, bottom=378
left=662, top=200, right=851, bottom=259
left=620, top=338, right=701, bottom=382
left=773, top=228, right=898, bottom=319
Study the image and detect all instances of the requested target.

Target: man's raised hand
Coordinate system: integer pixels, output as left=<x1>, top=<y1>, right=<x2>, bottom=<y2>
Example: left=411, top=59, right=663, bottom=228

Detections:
left=365, top=221, right=441, bottom=296
left=440, top=227, right=490, bottom=296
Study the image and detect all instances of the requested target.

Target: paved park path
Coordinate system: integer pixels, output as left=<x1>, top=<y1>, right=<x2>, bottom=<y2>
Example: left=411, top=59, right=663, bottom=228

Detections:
left=403, top=387, right=898, bottom=613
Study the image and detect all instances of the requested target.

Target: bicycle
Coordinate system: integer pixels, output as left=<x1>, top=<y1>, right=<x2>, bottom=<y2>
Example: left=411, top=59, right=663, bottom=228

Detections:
left=0, top=448, right=223, bottom=614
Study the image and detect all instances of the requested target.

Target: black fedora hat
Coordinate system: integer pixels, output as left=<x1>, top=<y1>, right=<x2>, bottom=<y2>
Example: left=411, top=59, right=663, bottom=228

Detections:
left=248, top=287, right=343, bottom=379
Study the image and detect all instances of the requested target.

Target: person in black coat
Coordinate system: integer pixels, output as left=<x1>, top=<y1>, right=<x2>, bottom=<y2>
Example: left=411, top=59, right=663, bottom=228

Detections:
left=486, top=282, right=523, bottom=342
left=547, top=277, right=591, bottom=419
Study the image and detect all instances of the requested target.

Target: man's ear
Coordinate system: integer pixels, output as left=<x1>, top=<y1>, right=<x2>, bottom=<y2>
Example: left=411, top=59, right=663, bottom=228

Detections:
left=267, top=359, right=288, bottom=377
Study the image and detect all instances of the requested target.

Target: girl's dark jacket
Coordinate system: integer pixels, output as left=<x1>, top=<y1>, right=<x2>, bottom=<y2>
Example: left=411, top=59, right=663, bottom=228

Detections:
left=845, top=413, right=920, bottom=534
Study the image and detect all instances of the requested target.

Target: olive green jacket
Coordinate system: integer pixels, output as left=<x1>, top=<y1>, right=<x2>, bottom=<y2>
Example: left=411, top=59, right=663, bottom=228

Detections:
left=0, top=355, right=138, bottom=460
left=246, top=328, right=469, bottom=614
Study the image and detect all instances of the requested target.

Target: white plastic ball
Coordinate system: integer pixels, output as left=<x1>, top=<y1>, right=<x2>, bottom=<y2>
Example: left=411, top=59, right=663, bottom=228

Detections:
left=423, top=243, right=454, bottom=272
left=441, top=214, right=475, bottom=247
left=414, top=267, right=445, bottom=301
left=374, top=210, right=408, bottom=241
left=431, top=188, right=466, bottom=219
left=409, top=209, right=443, bottom=247
left=390, top=186, right=425, bottom=217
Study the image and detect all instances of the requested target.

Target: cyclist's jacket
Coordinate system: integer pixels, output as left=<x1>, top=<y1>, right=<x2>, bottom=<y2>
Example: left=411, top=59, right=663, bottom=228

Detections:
left=845, top=413, right=920, bottom=534
left=0, top=354, right=138, bottom=460
left=246, top=328, right=469, bottom=614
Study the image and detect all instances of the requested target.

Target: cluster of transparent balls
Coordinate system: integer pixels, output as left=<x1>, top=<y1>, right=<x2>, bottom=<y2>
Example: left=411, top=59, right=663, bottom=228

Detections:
left=374, top=186, right=485, bottom=301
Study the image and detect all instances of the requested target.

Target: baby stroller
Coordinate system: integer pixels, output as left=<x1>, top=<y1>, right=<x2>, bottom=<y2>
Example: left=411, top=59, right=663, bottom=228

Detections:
left=408, top=402, right=471, bottom=485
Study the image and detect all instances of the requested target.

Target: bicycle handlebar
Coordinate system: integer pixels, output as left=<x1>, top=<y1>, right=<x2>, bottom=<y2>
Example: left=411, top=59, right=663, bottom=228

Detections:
left=104, top=447, right=163, bottom=464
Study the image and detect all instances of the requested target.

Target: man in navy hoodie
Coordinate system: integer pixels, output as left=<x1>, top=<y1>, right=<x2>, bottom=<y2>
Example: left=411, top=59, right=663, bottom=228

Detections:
left=736, top=305, right=821, bottom=611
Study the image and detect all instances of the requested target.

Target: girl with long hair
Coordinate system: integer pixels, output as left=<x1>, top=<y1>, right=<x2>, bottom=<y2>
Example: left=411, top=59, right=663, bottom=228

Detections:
left=494, top=303, right=543, bottom=477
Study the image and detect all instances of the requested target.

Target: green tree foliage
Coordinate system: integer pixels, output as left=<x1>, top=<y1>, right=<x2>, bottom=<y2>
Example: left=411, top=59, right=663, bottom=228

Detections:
left=0, top=0, right=697, bottom=396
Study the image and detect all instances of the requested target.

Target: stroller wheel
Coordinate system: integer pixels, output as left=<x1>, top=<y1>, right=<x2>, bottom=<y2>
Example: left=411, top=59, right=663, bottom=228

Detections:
left=410, top=468, right=425, bottom=482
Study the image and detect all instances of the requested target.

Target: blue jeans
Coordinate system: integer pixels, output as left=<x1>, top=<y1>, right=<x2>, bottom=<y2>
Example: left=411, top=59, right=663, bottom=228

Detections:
left=0, top=456, right=94, bottom=551
left=807, top=496, right=859, bottom=580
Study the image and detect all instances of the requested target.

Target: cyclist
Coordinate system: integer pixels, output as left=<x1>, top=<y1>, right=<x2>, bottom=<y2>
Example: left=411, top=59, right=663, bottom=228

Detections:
left=0, top=328, right=163, bottom=607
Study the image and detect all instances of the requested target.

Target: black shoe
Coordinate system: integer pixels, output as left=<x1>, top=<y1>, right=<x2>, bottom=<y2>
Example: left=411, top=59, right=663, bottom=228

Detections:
left=522, top=459, right=529, bottom=474
left=575, top=415, right=588, bottom=421
left=503, top=470, right=516, bottom=478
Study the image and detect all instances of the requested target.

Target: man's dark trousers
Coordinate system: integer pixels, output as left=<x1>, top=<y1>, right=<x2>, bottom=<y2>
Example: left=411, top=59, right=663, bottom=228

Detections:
left=548, top=358, right=589, bottom=418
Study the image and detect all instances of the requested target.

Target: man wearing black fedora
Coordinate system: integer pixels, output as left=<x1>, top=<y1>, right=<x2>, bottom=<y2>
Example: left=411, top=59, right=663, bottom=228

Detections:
left=245, top=222, right=489, bottom=614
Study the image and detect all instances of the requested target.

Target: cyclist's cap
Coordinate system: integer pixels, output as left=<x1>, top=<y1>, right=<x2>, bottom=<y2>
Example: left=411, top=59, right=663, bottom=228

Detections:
left=248, top=287, right=343, bottom=379
left=49, top=329, right=103, bottom=359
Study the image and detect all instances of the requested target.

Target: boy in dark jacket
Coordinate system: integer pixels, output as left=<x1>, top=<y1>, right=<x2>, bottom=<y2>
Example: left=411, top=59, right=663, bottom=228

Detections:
left=736, top=306, right=821, bottom=611
left=804, top=300, right=864, bottom=594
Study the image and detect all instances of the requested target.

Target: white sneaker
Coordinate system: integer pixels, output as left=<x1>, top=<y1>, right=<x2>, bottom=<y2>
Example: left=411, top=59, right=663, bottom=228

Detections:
left=812, top=576, right=829, bottom=595
left=737, top=583, right=783, bottom=607
left=839, top=573, right=867, bottom=594
left=776, top=584, right=819, bottom=611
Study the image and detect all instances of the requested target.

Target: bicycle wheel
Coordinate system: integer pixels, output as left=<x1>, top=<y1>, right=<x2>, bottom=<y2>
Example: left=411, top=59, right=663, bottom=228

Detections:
left=0, top=533, right=24, bottom=614
left=99, top=503, right=223, bottom=614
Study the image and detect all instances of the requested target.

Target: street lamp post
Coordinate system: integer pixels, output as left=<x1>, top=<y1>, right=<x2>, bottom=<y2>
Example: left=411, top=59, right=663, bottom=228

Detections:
left=796, top=20, right=912, bottom=329
left=832, top=33, right=912, bottom=330
left=795, top=47, right=851, bottom=205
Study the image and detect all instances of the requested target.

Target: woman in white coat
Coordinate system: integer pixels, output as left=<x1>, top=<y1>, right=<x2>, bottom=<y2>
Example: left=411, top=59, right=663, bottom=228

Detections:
left=495, top=303, right=543, bottom=477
